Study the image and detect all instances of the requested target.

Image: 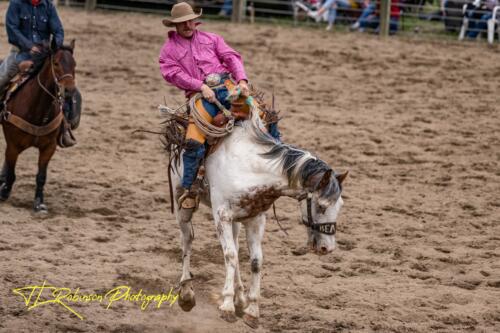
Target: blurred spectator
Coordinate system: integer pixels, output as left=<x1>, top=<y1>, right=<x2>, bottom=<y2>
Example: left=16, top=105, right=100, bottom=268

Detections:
left=354, top=0, right=400, bottom=34
left=308, top=0, right=352, bottom=30
left=464, top=0, right=498, bottom=38
left=218, top=0, right=232, bottom=16
left=350, top=0, right=376, bottom=30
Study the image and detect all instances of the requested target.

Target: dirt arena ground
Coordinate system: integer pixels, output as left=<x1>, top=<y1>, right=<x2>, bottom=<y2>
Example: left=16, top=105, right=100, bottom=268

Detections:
left=0, top=3, right=499, bottom=333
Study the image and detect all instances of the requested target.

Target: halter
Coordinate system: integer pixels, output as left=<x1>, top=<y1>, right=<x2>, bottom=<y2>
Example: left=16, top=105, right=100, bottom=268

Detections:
left=37, top=53, right=74, bottom=102
left=299, top=192, right=337, bottom=235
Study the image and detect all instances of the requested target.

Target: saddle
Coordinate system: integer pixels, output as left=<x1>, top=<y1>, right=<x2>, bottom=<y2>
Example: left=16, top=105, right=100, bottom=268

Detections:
left=0, top=73, right=32, bottom=108
left=0, top=71, right=76, bottom=148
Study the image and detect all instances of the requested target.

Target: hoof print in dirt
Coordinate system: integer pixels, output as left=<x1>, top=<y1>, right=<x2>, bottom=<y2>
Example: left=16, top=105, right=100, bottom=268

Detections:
left=292, top=247, right=309, bottom=256
left=243, top=314, right=259, bottom=329
left=219, top=310, right=238, bottom=323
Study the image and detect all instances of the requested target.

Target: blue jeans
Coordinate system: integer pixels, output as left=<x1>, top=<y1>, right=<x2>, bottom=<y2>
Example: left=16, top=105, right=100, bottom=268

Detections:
left=202, top=84, right=281, bottom=140
left=359, top=14, right=399, bottom=34
left=221, top=0, right=232, bottom=15
left=0, top=49, right=19, bottom=91
left=358, top=2, right=376, bottom=26
left=466, top=12, right=492, bottom=38
left=182, top=84, right=281, bottom=189
left=181, top=86, right=230, bottom=189
left=321, top=0, right=351, bottom=25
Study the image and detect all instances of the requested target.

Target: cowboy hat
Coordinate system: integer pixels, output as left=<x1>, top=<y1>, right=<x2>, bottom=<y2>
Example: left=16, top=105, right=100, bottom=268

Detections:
left=162, top=2, right=202, bottom=27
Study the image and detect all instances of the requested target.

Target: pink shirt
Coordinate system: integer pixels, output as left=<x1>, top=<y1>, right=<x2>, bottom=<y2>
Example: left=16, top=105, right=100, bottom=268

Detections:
left=159, top=30, right=247, bottom=96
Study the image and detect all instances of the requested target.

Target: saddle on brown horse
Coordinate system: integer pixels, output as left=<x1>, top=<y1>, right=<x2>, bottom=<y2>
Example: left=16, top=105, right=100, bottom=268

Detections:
left=0, top=59, right=76, bottom=148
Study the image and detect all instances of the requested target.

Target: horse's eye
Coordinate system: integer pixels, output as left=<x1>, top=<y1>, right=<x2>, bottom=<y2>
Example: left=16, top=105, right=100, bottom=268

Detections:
left=317, top=203, right=327, bottom=214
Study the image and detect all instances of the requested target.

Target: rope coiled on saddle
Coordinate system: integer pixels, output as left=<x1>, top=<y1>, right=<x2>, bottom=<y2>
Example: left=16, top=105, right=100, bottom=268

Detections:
left=189, top=93, right=235, bottom=139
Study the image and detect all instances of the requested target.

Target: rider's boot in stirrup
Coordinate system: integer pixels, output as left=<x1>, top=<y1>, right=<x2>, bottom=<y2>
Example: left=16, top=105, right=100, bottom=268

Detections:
left=179, top=139, right=205, bottom=209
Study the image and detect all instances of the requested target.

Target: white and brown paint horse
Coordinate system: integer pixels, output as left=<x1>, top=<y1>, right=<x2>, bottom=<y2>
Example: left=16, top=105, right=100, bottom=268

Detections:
left=169, top=110, right=347, bottom=328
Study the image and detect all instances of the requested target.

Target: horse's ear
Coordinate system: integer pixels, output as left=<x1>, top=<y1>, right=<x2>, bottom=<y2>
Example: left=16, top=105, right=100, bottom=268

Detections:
left=69, top=39, right=76, bottom=51
left=336, top=171, right=349, bottom=185
left=316, top=169, right=332, bottom=190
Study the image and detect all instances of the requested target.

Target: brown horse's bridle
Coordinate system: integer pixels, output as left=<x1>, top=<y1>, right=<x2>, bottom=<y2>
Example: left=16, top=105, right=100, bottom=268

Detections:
left=37, top=53, right=74, bottom=102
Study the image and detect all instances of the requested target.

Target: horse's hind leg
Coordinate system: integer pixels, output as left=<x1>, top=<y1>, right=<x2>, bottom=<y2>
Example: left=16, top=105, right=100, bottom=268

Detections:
left=33, top=144, right=56, bottom=212
left=177, top=204, right=196, bottom=312
left=243, top=214, right=266, bottom=329
left=232, top=222, right=248, bottom=316
left=0, top=144, right=20, bottom=201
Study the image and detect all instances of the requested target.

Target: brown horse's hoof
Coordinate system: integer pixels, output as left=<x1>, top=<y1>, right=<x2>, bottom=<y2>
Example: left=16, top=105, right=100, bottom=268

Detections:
left=178, top=284, right=196, bottom=312
left=0, top=184, right=11, bottom=201
left=219, top=310, right=238, bottom=323
left=243, top=314, right=259, bottom=329
left=34, top=203, right=48, bottom=213
left=33, top=198, right=48, bottom=213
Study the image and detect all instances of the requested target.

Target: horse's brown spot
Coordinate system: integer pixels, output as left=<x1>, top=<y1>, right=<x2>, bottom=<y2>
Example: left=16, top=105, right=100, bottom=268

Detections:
left=235, top=186, right=282, bottom=218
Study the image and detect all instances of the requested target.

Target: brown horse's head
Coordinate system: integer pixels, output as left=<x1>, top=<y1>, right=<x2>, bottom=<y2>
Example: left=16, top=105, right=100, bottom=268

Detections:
left=50, top=39, right=77, bottom=92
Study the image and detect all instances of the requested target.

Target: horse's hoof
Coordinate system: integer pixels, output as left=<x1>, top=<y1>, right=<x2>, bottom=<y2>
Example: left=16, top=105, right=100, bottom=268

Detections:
left=219, top=310, right=238, bottom=323
left=178, top=286, right=196, bottom=312
left=34, top=203, right=48, bottom=213
left=243, top=314, right=259, bottom=329
left=0, top=184, right=11, bottom=201
left=234, top=300, right=248, bottom=318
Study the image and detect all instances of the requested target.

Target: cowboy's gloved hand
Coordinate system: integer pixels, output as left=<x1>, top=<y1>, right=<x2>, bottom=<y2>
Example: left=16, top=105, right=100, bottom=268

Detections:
left=201, top=84, right=216, bottom=103
left=30, top=45, right=41, bottom=55
left=237, top=80, right=250, bottom=98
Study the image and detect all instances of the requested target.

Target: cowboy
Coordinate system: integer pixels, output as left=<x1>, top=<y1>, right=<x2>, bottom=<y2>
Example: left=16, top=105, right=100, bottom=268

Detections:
left=159, top=2, right=280, bottom=209
left=0, top=0, right=81, bottom=146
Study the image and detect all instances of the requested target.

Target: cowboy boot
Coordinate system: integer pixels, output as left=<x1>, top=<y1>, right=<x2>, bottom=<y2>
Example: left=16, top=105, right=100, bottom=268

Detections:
left=63, top=88, right=82, bottom=130
left=179, top=139, right=205, bottom=209
left=58, top=119, right=77, bottom=148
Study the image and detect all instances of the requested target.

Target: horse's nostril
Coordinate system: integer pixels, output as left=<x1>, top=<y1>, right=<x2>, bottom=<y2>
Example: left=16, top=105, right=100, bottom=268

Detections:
left=320, top=246, right=328, bottom=253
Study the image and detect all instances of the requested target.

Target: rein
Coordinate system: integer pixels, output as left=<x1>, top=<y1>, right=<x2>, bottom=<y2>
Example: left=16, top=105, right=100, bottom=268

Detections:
left=37, top=53, right=74, bottom=101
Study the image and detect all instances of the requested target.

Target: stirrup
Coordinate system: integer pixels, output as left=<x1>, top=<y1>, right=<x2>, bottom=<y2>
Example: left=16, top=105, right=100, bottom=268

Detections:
left=58, top=128, right=76, bottom=148
left=178, top=189, right=198, bottom=210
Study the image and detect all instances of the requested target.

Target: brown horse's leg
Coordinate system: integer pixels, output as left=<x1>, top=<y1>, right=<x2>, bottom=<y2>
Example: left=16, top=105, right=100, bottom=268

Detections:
left=33, top=144, right=57, bottom=212
left=0, top=161, right=7, bottom=185
left=0, top=144, right=20, bottom=201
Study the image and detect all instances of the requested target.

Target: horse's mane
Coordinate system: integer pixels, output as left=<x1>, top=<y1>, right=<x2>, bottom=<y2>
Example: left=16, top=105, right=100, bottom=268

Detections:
left=244, top=110, right=331, bottom=190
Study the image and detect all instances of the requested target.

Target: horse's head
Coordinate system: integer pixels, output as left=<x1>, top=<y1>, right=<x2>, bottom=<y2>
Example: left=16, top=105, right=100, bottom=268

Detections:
left=50, top=39, right=77, bottom=92
left=299, top=169, right=348, bottom=255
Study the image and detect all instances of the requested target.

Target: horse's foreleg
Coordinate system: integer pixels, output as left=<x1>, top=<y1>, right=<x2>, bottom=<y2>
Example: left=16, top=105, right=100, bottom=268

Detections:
left=215, top=205, right=238, bottom=322
left=243, top=214, right=266, bottom=328
left=177, top=204, right=196, bottom=312
left=232, top=222, right=247, bottom=316
left=34, top=144, right=56, bottom=212
left=0, top=145, right=20, bottom=201
left=0, top=161, right=7, bottom=185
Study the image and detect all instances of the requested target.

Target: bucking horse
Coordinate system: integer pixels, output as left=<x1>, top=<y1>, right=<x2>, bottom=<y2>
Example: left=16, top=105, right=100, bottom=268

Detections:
left=162, top=93, right=347, bottom=328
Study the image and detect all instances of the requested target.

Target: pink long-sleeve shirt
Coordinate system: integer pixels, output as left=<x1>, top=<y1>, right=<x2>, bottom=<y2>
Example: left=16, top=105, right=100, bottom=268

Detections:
left=159, top=30, right=248, bottom=96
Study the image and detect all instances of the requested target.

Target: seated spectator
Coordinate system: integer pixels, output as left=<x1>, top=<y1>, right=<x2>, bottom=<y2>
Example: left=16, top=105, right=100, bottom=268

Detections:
left=218, top=0, right=232, bottom=16
left=350, top=0, right=375, bottom=31
left=354, top=0, right=400, bottom=34
left=464, top=0, right=498, bottom=39
left=308, top=0, right=353, bottom=30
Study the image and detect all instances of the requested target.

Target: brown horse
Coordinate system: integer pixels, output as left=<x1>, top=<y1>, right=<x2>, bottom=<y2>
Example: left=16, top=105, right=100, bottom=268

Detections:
left=0, top=40, right=76, bottom=212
